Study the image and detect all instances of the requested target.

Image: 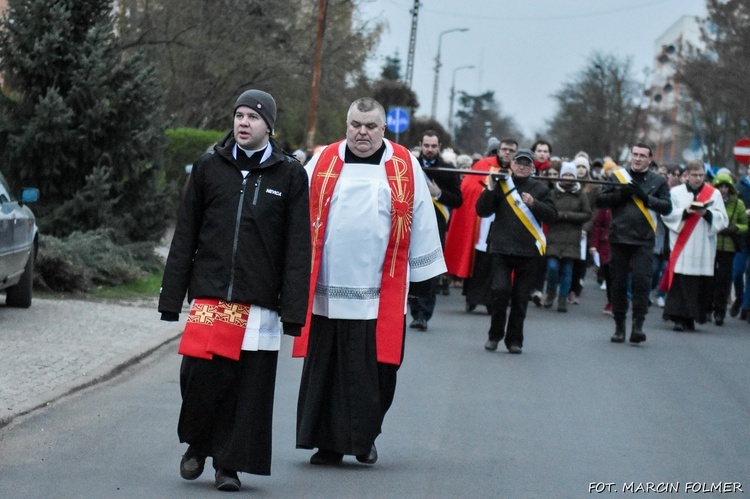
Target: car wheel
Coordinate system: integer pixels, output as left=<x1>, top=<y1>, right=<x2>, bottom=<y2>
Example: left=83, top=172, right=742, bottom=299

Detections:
left=6, top=245, right=35, bottom=308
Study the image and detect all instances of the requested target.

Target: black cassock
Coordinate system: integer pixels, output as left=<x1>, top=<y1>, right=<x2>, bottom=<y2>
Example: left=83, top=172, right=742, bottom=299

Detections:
left=178, top=350, right=278, bottom=475
left=296, top=315, right=401, bottom=456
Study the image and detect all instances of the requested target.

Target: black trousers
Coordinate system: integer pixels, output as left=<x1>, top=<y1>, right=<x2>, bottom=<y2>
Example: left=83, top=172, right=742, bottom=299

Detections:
left=713, top=250, right=735, bottom=316
left=610, top=243, right=654, bottom=324
left=487, top=253, right=540, bottom=347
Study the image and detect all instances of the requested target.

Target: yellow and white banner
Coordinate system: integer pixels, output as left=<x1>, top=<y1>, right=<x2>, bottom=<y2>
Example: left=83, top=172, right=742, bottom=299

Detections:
left=499, top=176, right=546, bottom=255
left=612, top=169, right=657, bottom=232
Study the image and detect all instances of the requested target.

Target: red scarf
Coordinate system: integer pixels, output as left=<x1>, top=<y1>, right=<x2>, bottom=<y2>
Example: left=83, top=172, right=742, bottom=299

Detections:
left=292, top=140, right=415, bottom=366
left=534, top=159, right=550, bottom=172
left=661, top=184, right=716, bottom=291
left=178, top=298, right=250, bottom=360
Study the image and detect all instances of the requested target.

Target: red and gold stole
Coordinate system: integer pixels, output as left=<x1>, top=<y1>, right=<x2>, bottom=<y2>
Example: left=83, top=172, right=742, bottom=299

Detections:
left=661, top=184, right=716, bottom=290
left=292, top=140, right=415, bottom=366
left=178, top=298, right=250, bottom=360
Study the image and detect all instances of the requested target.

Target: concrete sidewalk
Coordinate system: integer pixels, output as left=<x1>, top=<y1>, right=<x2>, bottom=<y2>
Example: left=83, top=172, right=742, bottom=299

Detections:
left=0, top=296, right=185, bottom=428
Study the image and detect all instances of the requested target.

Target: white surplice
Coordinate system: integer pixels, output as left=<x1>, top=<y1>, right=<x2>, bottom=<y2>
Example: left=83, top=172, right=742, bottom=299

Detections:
left=304, top=139, right=447, bottom=320
left=661, top=183, right=728, bottom=276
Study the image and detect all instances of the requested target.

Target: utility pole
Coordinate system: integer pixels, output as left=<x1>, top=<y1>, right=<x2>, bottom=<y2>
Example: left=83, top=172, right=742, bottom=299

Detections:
left=430, top=28, right=468, bottom=120
left=404, top=0, right=420, bottom=89
left=306, top=0, right=327, bottom=153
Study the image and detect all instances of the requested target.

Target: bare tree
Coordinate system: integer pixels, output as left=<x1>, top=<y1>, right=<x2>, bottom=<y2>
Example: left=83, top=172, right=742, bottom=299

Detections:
left=676, top=0, right=750, bottom=168
left=546, top=52, right=641, bottom=158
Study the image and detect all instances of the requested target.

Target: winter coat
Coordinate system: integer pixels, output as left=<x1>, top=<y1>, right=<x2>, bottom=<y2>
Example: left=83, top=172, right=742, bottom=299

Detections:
left=589, top=208, right=612, bottom=265
left=476, top=175, right=557, bottom=257
left=158, top=133, right=311, bottom=329
left=596, top=167, right=671, bottom=247
left=546, top=183, right=592, bottom=259
left=713, top=173, right=748, bottom=253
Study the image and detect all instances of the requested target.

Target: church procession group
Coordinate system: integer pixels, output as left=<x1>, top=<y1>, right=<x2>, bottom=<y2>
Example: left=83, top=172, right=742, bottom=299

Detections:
left=157, top=89, right=741, bottom=492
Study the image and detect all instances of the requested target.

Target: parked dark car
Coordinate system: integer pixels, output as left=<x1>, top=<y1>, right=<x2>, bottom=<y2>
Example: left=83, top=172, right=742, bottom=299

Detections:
left=0, top=168, right=39, bottom=308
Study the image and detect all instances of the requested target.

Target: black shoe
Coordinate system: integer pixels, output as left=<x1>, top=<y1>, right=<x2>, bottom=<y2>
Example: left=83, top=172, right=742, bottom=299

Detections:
left=629, top=331, right=646, bottom=343
left=465, top=302, right=476, bottom=312
left=741, top=309, right=748, bottom=320
left=356, top=444, right=378, bottom=464
left=673, top=321, right=685, bottom=332
left=685, top=319, right=696, bottom=331
left=507, top=344, right=522, bottom=354
left=484, top=339, right=499, bottom=351
left=409, top=318, right=427, bottom=330
left=310, top=449, right=344, bottom=465
left=730, top=300, right=741, bottom=318
left=611, top=329, right=626, bottom=343
left=714, top=312, right=725, bottom=326
left=214, top=468, right=241, bottom=491
left=180, top=446, right=206, bottom=481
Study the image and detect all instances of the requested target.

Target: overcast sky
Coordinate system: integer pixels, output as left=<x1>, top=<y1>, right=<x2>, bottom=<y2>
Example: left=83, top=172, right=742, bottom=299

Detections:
left=357, top=0, right=707, bottom=143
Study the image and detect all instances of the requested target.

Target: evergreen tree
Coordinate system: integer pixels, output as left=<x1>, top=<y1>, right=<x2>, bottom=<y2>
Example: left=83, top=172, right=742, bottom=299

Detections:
left=0, top=0, right=171, bottom=242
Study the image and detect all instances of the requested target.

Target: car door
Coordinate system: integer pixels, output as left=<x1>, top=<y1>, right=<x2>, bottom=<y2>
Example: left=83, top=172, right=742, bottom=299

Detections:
left=0, top=171, right=30, bottom=283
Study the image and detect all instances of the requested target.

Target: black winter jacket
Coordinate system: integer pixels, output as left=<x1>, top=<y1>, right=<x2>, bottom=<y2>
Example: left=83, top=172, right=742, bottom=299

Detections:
left=596, top=168, right=671, bottom=247
left=158, top=133, right=311, bottom=332
left=421, top=154, right=463, bottom=243
left=476, top=175, right=557, bottom=257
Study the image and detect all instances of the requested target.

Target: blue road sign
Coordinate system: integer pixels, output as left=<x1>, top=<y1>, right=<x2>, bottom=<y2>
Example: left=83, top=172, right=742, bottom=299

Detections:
left=386, top=107, right=410, bottom=134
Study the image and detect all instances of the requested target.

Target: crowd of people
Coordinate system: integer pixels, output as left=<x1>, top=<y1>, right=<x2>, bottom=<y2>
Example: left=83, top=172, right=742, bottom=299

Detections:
left=157, top=90, right=746, bottom=492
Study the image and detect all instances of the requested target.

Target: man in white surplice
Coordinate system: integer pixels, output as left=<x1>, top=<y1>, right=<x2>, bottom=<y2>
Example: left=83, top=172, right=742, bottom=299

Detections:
left=294, top=97, right=446, bottom=466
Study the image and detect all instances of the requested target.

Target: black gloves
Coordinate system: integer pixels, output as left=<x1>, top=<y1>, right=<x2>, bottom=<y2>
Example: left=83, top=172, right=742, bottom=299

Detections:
left=628, top=182, right=649, bottom=204
left=160, top=311, right=179, bottom=322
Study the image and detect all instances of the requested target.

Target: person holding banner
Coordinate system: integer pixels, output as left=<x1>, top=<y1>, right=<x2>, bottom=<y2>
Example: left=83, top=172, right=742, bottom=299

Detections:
left=662, top=160, right=728, bottom=331
left=476, top=148, right=557, bottom=354
left=596, top=143, right=672, bottom=344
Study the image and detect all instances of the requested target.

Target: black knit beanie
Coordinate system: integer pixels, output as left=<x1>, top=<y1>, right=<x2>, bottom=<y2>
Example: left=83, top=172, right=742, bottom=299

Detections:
left=234, top=89, right=276, bottom=134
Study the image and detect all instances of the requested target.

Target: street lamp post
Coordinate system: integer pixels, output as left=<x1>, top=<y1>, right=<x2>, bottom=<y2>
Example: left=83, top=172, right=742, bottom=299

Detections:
left=447, top=64, right=474, bottom=137
left=430, top=27, right=468, bottom=120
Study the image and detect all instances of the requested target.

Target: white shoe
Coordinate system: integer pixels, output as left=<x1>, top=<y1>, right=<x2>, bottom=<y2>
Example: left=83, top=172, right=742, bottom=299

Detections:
left=599, top=281, right=606, bottom=290
left=657, top=296, right=665, bottom=308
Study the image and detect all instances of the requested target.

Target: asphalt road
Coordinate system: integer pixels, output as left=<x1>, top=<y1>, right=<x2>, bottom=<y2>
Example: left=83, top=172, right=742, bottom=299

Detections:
left=1, top=286, right=748, bottom=498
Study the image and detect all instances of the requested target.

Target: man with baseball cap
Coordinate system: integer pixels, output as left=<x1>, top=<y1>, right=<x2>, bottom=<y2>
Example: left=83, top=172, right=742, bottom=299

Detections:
left=476, top=148, right=557, bottom=354
left=159, top=89, right=311, bottom=491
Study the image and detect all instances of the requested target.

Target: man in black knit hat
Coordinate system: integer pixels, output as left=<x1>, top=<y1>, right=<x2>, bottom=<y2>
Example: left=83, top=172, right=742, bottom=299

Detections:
left=159, top=89, right=310, bottom=491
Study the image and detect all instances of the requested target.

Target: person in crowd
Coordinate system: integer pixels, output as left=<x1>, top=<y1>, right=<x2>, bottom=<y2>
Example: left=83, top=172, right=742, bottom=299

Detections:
left=731, top=164, right=750, bottom=319
left=532, top=139, right=552, bottom=174
left=591, top=157, right=604, bottom=179
left=662, top=159, right=728, bottom=331
left=529, top=141, right=554, bottom=306
left=158, top=89, right=311, bottom=492
left=444, top=141, right=501, bottom=314
left=567, top=155, right=599, bottom=305
left=293, top=97, right=445, bottom=466
left=543, top=162, right=592, bottom=312
left=596, top=143, right=671, bottom=344
left=476, top=149, right=557, bottom=354
left=590, top=205, right=613, bottom=313
left=711, top=172, right=747, bottom=325
left=601, top=160, right=618, bottom=179
left=292, top=148, right=307, bottom=165
left=408, top=130, right=462, bottom=330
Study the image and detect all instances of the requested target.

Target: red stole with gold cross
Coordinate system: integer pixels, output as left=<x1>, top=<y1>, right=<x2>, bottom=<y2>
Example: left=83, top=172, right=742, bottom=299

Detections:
left=178, top=298, right=250, bottom=360
left=292, top=140, right=415, bottom=366
left=661, top=183, right=716, bottom=291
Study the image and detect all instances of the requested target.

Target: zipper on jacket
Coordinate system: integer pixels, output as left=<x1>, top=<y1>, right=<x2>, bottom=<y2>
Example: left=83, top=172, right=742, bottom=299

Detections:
left=227, top=176, right=248, bottom=301
left=252, top=174, right=263, bottom=205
